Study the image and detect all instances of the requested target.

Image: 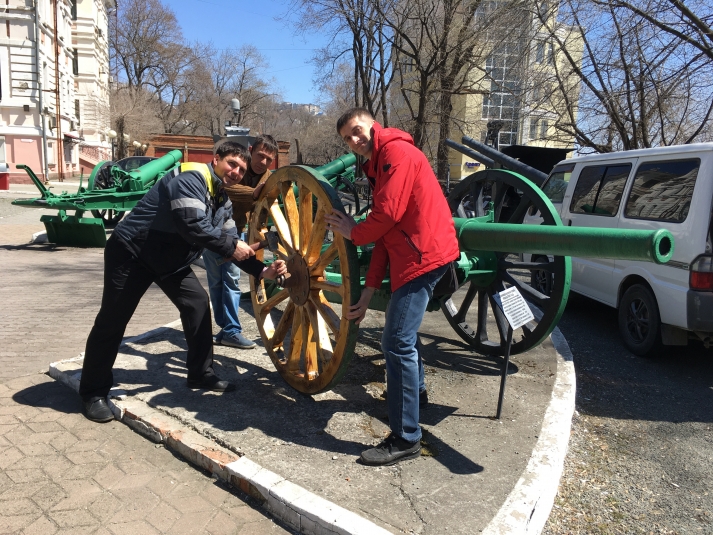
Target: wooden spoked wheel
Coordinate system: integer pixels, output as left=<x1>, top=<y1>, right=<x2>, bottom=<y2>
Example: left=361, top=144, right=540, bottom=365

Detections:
left=442, top=169, right=571, bottom=356
left=248, top=166, right=361, bottom=394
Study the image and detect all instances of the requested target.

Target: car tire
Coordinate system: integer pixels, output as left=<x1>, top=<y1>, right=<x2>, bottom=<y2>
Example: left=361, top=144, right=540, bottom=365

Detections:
left=618, top=284, right=662, bottom=357
left=530, top=255, right=553, bottom=297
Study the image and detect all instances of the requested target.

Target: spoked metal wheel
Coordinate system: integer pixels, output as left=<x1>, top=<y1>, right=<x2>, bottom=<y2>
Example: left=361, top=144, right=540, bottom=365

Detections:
left=442, top=169, right=571, bottom=355
left=89, top=161, right=124, bottom=227
left=248, top=166, right=361, bottom=394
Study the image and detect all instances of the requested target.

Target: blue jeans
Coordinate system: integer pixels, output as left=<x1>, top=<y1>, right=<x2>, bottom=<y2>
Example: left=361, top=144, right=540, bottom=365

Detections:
left=202, top=246, right=243, bottom=340
left=382, top=264, right=448, bottom=443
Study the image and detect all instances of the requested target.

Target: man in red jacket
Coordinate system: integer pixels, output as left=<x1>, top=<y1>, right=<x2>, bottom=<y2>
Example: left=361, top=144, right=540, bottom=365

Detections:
left=325, top=108, right=460, bottom=466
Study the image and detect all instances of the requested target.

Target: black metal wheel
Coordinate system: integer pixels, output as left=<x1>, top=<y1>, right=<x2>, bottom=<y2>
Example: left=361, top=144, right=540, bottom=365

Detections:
left=618, top=284, right=662, bottom=357
left=441, top=169, right=571, bottom=356
left=335, top=175, right=361, bottom=216
left=89, top=161, right=124, bottom=227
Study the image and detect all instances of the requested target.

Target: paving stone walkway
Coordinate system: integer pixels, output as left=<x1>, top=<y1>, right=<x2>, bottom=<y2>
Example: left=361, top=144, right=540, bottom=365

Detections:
left=0, top=199, right=293, bottom=534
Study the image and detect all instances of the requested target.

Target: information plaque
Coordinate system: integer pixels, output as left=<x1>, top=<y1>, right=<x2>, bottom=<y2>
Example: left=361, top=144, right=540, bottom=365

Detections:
left=495, top=286, right=534, bottom=330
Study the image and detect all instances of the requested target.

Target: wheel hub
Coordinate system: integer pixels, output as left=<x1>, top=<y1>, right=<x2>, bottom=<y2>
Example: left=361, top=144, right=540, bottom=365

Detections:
left=285, top=254, right=310, bottom=305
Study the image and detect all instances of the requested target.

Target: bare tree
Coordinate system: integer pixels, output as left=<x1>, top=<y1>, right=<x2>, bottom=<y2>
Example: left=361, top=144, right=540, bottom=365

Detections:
left=290, top=0, right=396, bottom=124
left=535, top=0, right=713, bottom=151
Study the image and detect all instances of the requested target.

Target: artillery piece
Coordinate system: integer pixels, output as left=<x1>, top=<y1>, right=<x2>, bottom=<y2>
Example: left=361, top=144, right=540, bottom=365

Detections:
left=244, top=146, right=674, bottom=395
left=12, top=151, right=360, bottom=249
left=12, top=150, right=184, bottom=247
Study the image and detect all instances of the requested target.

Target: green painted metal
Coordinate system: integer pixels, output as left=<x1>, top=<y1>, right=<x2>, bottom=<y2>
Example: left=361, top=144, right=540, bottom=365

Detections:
left=12, top=150, right=183, bottom=247
left=453, top=219, right=674, bottom=264
left=315, top=153, right=357, bottom=178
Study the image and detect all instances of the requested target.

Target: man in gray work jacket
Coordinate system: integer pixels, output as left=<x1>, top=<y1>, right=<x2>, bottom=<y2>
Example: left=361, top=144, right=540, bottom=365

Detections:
left=79, top=141, right=286, bottom=422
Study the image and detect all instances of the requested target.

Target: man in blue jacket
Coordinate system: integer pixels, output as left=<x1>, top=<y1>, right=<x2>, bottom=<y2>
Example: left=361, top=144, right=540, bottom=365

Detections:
left=79, top=141, right=286, bottom=423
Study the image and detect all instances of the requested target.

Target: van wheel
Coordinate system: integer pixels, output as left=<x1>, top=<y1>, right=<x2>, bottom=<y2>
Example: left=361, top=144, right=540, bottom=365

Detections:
left=618, top=284, right=662, bottom=357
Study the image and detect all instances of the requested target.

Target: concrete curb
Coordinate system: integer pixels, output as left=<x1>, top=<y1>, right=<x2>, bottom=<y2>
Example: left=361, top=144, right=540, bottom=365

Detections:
left=48, top=323, right=393, bottom=535
left=481, top=327, right=577, bottom=535
left=49, top=321, right=577, bottom=535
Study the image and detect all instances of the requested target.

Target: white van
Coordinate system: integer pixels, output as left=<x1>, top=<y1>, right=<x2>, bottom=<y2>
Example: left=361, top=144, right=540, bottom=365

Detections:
left=524, top=143, right=713, bottom=356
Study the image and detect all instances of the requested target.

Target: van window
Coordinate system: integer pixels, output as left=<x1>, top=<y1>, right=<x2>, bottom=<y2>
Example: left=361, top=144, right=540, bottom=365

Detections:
left=570, top=164, right=630, bottom=216
left=624, top=159, right=699, bottom=223
left=541, top=163, right=574, bottom=203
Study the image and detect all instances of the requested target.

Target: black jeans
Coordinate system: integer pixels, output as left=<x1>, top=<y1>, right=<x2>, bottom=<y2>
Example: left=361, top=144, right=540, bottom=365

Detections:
left=79, top=236, right=214, bottom=400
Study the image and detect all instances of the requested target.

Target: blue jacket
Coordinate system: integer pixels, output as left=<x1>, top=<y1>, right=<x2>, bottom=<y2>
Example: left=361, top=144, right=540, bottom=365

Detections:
left=113, top=163, right=264, bottom=278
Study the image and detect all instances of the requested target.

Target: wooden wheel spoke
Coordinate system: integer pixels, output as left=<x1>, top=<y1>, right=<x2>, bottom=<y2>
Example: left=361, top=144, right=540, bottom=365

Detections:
left=280, top=182, right=300, bottom=251
left=268, top=301, right=295, bottom=351
left=256, top=287, right=290, bottom=316
left=310, top=292, right=341, bottom=337
left=309, top=242, right=339, bottom=276
left=269, top=200, right=296, bottom=254
left=312, top=278, right=345, bottom=299
left=305, top=206, right=328, bottom=264
left=305, top=301, right=332, bottom=370
left=286, top=307, right=305, bottom=372
left=298, top=185, right=313, bottom=255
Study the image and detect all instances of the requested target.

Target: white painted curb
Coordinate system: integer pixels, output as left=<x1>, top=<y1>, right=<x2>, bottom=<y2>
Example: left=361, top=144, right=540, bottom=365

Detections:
left=481, top=327, right=577, bottom=535
left=49, top=322, right=393, bottom=535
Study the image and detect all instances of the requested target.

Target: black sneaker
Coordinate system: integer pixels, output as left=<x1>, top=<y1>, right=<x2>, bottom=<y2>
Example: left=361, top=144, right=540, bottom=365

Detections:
left=186, top=374, right=236, bottom=392
left=360, top=433, right=421, bottom=466
left=82, top=396, right=114, bottom=423
left=381, top=389, right=429, bottom=409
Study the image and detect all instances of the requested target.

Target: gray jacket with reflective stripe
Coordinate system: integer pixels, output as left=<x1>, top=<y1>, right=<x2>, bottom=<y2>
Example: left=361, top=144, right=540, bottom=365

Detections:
left=113, top=163, right=263, bottom=278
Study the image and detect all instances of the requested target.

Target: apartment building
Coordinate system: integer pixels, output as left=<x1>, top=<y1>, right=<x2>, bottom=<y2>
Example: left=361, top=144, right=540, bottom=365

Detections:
left=0, top=0, right=113, bottom=183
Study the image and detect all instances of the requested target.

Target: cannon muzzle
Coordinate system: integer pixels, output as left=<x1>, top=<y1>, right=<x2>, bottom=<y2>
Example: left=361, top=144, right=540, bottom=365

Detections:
left=127, top=149, right=183, bottom=189
left=314, top=153, right=357, bottom=178
left=454, top=218, right=674, bottom=264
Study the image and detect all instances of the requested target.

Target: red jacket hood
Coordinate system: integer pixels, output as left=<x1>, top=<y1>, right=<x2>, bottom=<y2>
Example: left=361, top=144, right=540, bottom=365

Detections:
left=363, top=122, right=414, bottom=176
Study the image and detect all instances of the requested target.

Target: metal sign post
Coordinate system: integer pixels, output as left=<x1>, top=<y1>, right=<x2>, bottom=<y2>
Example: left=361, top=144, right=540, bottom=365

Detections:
left=493, top=287, right=534, bottom=419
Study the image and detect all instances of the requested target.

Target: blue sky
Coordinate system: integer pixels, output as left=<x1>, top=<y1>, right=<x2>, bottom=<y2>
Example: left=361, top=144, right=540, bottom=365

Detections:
left=169, top=0, right=330, bottom=106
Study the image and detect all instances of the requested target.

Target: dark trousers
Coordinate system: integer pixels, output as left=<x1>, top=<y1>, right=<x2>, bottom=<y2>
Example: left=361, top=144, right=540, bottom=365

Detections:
left=79, top=236, right=214, bottom=400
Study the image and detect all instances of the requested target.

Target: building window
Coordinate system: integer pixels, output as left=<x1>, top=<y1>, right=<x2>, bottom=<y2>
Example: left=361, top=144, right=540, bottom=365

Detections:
left=0, top=136, right=6, bottom=163
left=75, top=99, right=80, bottom=125
left=529, top=119, right=538, bottom=140
left=70, top=0, right=77, bottom=20
left=536, top=41, right=545, bottom=63
left=72, top=49, right=79, bottom=76
left=540, top=119, right=549, bottom=138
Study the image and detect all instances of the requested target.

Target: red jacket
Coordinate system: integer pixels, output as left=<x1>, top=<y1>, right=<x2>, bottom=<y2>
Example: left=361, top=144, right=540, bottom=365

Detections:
left=350, top=122, right=460, bottom=291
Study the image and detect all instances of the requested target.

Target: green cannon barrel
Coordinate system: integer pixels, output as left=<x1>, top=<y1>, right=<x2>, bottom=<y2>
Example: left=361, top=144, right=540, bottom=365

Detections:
left=127, top=149, right=183, bottom=189
left=314, top=153, right=356, bottom=178
left=454, top=219, right=674, bottom=264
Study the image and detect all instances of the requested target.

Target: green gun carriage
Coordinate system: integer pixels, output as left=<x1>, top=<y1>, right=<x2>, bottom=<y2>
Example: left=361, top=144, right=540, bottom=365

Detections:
left=244, top=147, right=673, bottom=395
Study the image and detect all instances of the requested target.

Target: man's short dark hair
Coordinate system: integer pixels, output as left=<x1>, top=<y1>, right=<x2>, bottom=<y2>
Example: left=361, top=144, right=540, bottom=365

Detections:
left=215, top=141, right=249, bottom=162
left=251, top=134, right=278, bottom=156
left=336, top=108, right=374, bottom=133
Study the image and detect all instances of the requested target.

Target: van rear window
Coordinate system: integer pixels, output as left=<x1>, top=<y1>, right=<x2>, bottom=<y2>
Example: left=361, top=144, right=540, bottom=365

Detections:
left=624, top=159, right=700, bottom=223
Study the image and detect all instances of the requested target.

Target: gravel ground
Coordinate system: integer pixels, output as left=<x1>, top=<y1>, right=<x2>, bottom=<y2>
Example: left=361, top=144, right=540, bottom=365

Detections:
left=543, top=293, right=713, bottom=534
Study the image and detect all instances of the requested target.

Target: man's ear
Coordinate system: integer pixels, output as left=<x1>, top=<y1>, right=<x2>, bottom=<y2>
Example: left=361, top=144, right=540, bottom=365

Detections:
left=248, top=145, right=253, bottom=152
